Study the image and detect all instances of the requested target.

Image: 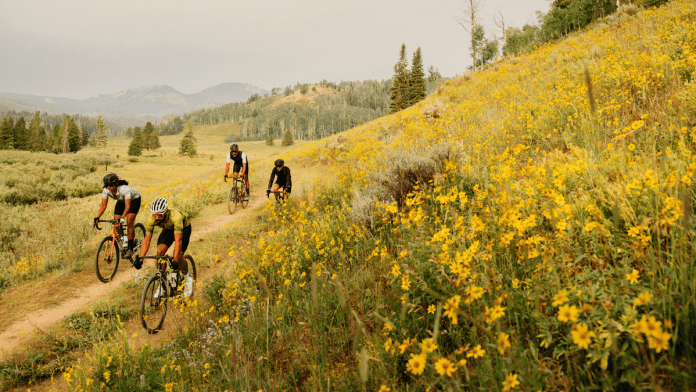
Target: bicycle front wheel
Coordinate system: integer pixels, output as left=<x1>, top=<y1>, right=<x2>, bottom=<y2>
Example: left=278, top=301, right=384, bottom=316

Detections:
left=95, top=236, right=119, bottom=283
left=133, top=223, right=146, bottom=254
left=140, top=275, right=168, bottom=334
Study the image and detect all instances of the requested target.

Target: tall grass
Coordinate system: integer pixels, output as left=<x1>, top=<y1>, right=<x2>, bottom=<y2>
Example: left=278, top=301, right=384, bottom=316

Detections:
left=63, top=1, right=696, bottom=390
left=0, top=150, right=115, bottom=205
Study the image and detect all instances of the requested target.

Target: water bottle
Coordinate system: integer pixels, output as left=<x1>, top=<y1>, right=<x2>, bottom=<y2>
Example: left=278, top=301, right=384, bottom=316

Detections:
left=168, top=272, right=178, bottom=290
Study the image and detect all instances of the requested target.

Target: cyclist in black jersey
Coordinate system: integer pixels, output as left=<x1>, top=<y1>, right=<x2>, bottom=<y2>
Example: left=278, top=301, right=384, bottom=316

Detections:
left=224, top=144, right=250, bottom=200
left=266, top=158, right=292, bottom=200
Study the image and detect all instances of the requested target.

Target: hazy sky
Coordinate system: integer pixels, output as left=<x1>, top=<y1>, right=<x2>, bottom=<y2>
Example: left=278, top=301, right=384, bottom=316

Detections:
left=0, top=0, right=549, bottom=99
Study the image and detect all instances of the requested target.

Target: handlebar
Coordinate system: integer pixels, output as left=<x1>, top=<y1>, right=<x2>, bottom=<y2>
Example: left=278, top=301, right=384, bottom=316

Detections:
left=93, top=219, right=121, bottom=231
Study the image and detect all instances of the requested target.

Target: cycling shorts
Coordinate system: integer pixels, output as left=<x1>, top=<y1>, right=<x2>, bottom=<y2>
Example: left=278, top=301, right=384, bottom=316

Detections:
left=114, top=197, right=141, bottom=216
left=233, top=163, right=249, bottom=175
left=157, top=224, right=192, bottom=253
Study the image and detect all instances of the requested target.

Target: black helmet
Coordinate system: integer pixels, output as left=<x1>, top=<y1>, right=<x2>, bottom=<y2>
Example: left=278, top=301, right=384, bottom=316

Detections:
left=103, top=173, right=119, bottom=187
left=230, top=144, right=239, bottom=152
left=274, top=159, right=284, bottom=167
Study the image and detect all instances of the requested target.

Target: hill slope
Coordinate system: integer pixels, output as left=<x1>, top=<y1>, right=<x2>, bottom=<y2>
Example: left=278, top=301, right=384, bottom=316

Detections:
left=60, top=1, right=696, bottom=391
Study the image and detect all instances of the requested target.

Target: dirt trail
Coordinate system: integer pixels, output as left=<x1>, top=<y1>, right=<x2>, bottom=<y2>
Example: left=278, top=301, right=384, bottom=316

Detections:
left=0, top=186, right=268, bottom=362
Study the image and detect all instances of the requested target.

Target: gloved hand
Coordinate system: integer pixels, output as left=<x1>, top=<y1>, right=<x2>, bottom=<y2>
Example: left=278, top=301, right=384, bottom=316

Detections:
left=93, top=217, right=100, bottom=225
left=224, top=174, right=228, bottom=182
left=119, top=217, right=126, bottom=225
left=133, top=255, right=143, bottom=270
left=266, top=189, right=271, bottom=198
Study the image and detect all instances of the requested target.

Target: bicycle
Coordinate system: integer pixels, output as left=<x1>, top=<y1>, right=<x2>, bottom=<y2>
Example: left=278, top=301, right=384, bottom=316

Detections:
left=93, top=219, right=145, bottom=283
left=139, top=254, right=197, bottom=334
left=225, top=175, right=249, bottom=213
left=268, top=189, right=289, bottom=204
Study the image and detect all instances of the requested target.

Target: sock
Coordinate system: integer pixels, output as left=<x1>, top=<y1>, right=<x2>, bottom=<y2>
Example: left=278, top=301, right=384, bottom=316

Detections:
left=246, top=188, right=250, bottom=195
left=128, top=239, right=134, bottom=251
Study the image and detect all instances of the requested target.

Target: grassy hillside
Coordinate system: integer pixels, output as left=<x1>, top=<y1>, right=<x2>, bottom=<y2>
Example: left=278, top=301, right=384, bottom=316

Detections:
left=58, top=1, right=696, bottom=391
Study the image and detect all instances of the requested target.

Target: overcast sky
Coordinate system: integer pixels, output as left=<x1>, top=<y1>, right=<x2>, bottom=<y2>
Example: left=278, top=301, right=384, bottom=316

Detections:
left=0, top=0, right=549, bottom=99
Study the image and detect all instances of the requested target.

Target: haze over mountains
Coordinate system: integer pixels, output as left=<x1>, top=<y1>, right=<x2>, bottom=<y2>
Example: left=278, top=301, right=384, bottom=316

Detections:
left=0, top=83, right=268, bottom=126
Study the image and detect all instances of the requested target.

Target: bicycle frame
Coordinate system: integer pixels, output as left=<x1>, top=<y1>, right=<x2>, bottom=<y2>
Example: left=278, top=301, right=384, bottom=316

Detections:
left=94, top=219, right=126, bottom=257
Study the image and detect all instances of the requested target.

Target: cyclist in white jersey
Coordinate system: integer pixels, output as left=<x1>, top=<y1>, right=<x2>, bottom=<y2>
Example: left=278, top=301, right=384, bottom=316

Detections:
left=94, top=173, right=141, bottom=258
left=223, top=143, right=250, bottom=200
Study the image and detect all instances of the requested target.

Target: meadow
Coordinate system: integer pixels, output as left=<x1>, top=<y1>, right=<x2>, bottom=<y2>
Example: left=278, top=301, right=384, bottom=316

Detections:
left=0, top=122, right=308, bottom=295
left=5, top=1, right=696, bottom=391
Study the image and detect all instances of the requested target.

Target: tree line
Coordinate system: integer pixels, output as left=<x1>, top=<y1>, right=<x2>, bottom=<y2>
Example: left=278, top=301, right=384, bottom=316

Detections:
left=149, top=80, right=393, bottom=142
left=0, top=111, right=110, bottom=153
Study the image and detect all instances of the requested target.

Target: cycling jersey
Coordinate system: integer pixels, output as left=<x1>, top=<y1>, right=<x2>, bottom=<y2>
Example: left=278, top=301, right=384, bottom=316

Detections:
left=227, top=151, right=248, bottom=165
left=101, top=184, right=141, bottom=200
left=144, top=208, right=191, bottom=234
left=268, top=166, right=292, bottom=189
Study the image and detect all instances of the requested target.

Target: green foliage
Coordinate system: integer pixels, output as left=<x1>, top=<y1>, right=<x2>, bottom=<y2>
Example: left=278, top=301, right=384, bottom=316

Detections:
left=28, top=111, right=46, bottom=152
left=247, top=93, right=261, bottom=104
left=179, top=121, right=197, bottom=157
left=407, top=48, right=427, bottom=107
left=265, top=134, right=274, bottom=146
left=0, top=150, right=114, bottom=205
left=281, top=129, right=294, bottom=147
left=13, top=116, right=27, bottom=150
left=503, top=24, right=542, bottom=56
left=219, top=80, right=391, bottom=143
left=390, top=44, right=409, bottom=113
left=540, top=0, right=617, bottom=41
left=95, top=116, right=107, bottom=150
left=128, top=126, right=144, bottom=156
left=0, top=115, right=14, bottom=149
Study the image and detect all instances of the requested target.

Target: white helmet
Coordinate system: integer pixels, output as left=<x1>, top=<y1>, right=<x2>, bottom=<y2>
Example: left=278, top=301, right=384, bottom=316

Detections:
left=149, top=197, right=168, bottom=214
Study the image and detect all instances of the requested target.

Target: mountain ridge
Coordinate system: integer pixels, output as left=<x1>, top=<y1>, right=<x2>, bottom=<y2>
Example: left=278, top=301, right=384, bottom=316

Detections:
left=0, top=83, right=269, bottom=126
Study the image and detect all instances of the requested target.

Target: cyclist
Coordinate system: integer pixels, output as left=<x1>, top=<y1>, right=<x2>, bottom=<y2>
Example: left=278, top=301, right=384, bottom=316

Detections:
left=224, top=143, right=250, bottom=201
left=94, top=173, right=141, bottom=259
left=134, top=197, right=194, bottom=298
left=266, top=158, right=292, bottom=200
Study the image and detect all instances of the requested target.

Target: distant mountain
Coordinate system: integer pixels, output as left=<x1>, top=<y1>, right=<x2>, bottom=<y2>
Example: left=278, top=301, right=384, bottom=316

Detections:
left=0, top=83, right=269, bottom=126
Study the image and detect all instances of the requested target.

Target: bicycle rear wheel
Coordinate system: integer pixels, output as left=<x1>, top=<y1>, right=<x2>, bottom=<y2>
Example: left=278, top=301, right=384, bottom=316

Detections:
left=241, top=186, right=249, bottom=209
left=95, top=236, right=119, bottom=283
left=228, top=185, right=237, bottom=214
left=140, top=275, right=168, bottom=334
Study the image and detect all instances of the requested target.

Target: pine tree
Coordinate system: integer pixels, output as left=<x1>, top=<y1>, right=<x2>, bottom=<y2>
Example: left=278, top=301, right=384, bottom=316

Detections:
left=128, top=127, right=144, bottom=156
left=142, top=122, right=154, bottom=150
left=265, top=134, right=274, bottom=146
left=390, top=44, right=410, bottom=113
left=0, top=116, right=15, bottom=149
left=179, top=121, right=197, bottom=157
left=96, top=116, right=107, bottom=150
left=407, top=48, right=427, bottom=106
left=281, top=129, right=294, bottom=147
left=150, top=129, right=161, bottom=150
left=65, top=116, right=81, bottom=152
left=61, top=117, right=70, bottom=153
left=13, top=116, right=27, bottom=150
left=49, top=123, right=61, bottom=153
left=81, top=126, right=89, bottom=146
left=28, top=111, right=46, bottom=152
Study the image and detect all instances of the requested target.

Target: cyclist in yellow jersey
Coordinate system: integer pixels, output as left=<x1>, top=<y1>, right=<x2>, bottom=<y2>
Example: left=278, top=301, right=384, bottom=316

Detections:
left=134, top=197, right=193, bottom=297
